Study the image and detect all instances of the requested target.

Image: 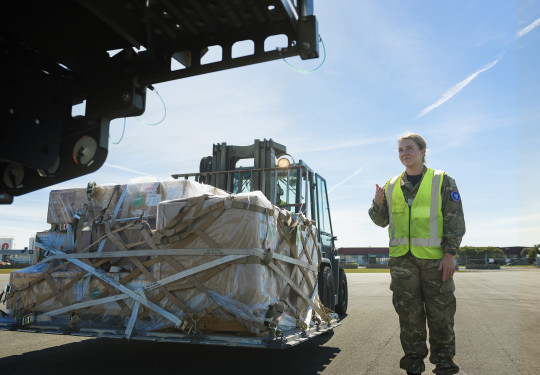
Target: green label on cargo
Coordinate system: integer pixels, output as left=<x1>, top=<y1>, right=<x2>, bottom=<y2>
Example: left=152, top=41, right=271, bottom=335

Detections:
left=90, top=287, right=102, bottom=299
left=133, top=193, right=144, bottom=208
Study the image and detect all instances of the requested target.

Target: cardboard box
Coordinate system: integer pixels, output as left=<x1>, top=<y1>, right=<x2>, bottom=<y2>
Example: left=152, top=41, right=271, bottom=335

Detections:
left=46, top=179, right=229, bottom=226
left=11, top=190, right=322, bottom=336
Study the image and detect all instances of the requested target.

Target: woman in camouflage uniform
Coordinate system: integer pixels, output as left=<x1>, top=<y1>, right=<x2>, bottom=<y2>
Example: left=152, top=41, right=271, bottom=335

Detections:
left=369, top=133, right=465, bottom=375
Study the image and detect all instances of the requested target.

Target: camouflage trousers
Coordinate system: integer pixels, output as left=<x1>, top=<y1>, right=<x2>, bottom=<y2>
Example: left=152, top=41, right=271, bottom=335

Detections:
left=388, top=253, right=459, bottom=375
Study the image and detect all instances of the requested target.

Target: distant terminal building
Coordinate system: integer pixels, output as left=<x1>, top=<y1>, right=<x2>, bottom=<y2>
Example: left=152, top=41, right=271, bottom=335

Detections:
left=0, top=237, right=34, bottom=265
left=338, top=247, right=389, bottom=266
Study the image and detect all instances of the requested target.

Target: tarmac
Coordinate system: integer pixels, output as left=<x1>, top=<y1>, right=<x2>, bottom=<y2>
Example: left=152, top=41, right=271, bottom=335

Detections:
left=0, top=267, right=539, bottom=374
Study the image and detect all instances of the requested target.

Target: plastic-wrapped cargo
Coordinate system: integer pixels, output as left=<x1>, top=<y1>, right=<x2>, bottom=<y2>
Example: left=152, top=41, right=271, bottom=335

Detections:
left=150, top=191, right=323, bottom=334
left=5, top=184, right=329, bottom=339
left=46, top=178, right=229, bottom=226
left=46, top=181, right=161, bottom=226
left=6, top=262, right=151, bottom=327
left=35, top=178, right=229, bottom=262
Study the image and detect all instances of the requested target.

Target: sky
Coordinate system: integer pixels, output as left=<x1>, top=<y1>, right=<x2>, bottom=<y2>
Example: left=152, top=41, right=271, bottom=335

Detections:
left=1, top=0, right=540, bottom=250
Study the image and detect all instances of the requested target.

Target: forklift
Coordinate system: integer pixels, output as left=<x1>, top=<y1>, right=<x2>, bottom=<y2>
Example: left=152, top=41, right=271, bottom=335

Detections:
left=172, top=139, right=348, bottom=315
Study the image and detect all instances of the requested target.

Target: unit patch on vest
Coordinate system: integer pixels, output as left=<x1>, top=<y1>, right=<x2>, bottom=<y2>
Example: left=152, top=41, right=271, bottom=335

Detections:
left=451, top=191, right=461, bottom=202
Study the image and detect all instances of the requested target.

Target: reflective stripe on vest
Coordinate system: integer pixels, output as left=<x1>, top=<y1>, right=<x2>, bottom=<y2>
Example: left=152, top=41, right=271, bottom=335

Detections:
left=385, top=168, right=445, bottom=259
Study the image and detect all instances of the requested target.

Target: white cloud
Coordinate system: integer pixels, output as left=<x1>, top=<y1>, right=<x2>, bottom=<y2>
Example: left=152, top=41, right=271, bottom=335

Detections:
left=416, top=58, right=501, bottom=119
left=517, top=16, right=540, bottom=38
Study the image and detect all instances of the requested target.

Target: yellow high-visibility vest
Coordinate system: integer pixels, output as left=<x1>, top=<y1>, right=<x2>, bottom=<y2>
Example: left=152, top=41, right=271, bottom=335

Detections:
left=385, top=168, right=445, bottom=259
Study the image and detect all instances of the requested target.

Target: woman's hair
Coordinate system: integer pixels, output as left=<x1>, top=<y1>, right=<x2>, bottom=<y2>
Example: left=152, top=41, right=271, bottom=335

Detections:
left=398, top=133, right=427, bottom=163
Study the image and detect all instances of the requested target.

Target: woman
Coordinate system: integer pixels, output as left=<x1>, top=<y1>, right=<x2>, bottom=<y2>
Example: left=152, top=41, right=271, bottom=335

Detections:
left=369, top=133, right=465, bottom=375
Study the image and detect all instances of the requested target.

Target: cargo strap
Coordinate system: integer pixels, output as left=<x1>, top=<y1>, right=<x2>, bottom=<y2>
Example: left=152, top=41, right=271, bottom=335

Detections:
left=277, top=222, right=315, bottom=292
left=36, top=243, right=198, bottom=335
left=128, top=256, right=196, bottom=320
left=78, top=221, right=137, bottom=254
left=157, top=205, right=225, bottom=247
left=267, top=261, right=328, bottom=322
left=162, top=195, right=207, bottom=233
left=264, top=301, right=286, bottom=329
left=102, top=185, right=121, bottom=221
left=36, top=245, right=317, bottom=331
left=18, top=194, right=327, bottom=337
left=0, top=284, right=12, bottom=304
left=158, top=195, right=274, bottom=241
left=27, top=258, right=110, bottom=312
left=43, top=271, right=70, bottom=308
left=230, top=201, right=275, bottom=217
left=275, top=211, right=330, bottom=322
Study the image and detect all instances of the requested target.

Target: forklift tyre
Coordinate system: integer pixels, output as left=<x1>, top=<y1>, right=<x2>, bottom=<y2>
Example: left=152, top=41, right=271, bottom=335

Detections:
left=335, top=268, right=348, bottom=315
left=318, top=266, right=335, bottom=310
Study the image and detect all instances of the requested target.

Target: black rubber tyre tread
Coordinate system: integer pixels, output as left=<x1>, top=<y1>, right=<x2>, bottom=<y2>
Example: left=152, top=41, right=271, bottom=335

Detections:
left=335, top=267, right=348, bottom=315
left=318, top=266, right=335, bottom=309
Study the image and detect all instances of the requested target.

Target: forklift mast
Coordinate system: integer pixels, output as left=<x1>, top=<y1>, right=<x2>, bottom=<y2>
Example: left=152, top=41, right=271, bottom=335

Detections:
left=200, top=139, right=286, bottom=204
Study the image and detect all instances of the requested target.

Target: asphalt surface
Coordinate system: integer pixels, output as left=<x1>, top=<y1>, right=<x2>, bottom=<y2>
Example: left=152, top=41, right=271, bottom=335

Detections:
left=1, top=267, right=539, bottom=375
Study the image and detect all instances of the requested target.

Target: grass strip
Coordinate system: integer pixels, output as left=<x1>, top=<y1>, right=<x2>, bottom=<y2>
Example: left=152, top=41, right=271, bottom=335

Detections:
left=0, top=269, right=19, bottom=274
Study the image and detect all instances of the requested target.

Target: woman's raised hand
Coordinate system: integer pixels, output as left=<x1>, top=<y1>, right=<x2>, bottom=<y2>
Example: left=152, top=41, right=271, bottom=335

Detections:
left=374, top=184, right=385, bottom=206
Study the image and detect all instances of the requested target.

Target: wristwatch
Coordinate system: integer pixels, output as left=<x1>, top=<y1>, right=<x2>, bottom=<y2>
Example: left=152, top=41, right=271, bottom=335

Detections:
left=446, top=250, right=456, bottom=256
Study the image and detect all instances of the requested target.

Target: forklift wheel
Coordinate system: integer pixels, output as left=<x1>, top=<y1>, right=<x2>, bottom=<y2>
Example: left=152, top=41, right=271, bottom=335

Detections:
left=318, top=267, right=335, bottom=310
left=335, top=268, right=348, bottom=315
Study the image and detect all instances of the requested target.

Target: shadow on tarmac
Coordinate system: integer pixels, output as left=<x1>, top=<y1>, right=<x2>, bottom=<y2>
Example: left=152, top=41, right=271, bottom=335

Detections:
left=0, top=331, right=340, bottom=375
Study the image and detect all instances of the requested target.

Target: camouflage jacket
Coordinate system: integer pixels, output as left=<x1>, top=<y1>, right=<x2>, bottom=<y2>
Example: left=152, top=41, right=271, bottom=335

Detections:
left=368, top=166, right=466, bottom=254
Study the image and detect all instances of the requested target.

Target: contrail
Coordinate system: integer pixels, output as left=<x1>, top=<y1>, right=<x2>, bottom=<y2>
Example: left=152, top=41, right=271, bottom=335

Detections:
left=416, top=58, right=500, bottom=119
left=416, top=15, right=540, bottom=120
left=328, top=167, right=364, bottom=194
left=104, top=163, right=150, bottom=176
left=517, top=16, right=540, bottom=38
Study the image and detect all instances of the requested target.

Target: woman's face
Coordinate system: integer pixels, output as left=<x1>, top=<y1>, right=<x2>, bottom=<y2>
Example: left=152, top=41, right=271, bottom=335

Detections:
left=398, top=139, right=425, bottom=169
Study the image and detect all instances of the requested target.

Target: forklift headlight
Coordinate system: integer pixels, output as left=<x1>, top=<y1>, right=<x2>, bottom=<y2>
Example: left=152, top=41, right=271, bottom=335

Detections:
left=277, top=154, right=294, bottom=168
